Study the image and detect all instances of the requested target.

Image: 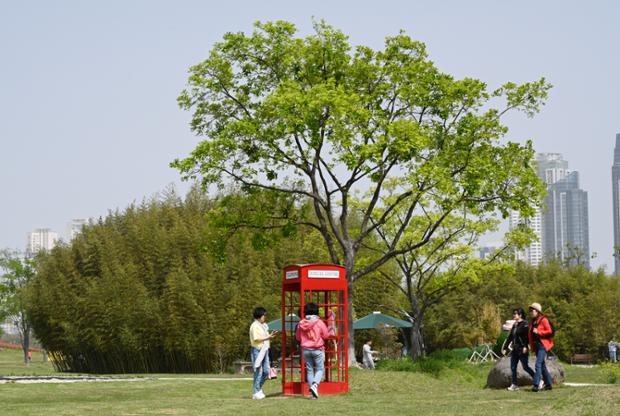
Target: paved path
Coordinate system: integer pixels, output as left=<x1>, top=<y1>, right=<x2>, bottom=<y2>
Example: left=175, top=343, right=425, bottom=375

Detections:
left=156, top=377, right=252, bottom=381
left=564, top=382, right=616, bottom=387
left=0, top=376, right=155, bottom=384
left=0, top=376, right=252, bottom=384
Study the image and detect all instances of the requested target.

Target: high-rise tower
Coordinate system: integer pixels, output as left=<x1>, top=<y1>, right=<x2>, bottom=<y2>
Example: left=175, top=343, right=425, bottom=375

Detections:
left=542, top=171, right=590, bottom=267
left=612, top=134, right=620, bottom=274
left=510, top=153, right=590, bottom=267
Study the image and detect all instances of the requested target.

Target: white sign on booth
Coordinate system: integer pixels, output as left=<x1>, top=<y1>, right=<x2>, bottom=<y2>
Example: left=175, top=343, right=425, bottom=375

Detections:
left=307, top=270, right=340, bottom=279
left=285, top=270, right=299, bottom=279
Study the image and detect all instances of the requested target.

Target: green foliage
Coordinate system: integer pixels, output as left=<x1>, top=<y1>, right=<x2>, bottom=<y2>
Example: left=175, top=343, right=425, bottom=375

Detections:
left=0, top=250, right=36, bottom=361
left=600, top=362, right=620, bottom=384
left=494, top=331, right=509, bottom=356
left=25, top=187, right=401, bottom=373
left=172, top=19, right=549, bottom=282
left=423, top=261, right=620, bottom=361
left=0, top=251, right=36, bottom=318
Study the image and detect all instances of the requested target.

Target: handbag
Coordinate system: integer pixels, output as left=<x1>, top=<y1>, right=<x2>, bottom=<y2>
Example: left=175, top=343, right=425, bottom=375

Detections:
left=268, top=367, right=278, bottom=379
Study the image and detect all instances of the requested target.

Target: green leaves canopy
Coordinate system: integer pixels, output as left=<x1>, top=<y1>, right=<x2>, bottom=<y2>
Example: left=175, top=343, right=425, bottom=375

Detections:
left=173, top=20, right=549, bottom=280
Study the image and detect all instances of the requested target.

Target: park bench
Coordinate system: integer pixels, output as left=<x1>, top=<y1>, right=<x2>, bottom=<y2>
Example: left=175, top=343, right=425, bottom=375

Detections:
left=232, top=360, right=254, bottom=374
left=570, top=353, right=594, bottom=364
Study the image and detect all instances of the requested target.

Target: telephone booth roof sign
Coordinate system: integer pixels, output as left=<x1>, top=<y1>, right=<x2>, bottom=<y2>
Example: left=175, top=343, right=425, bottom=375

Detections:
left=283, top=264, right=347, bottom=288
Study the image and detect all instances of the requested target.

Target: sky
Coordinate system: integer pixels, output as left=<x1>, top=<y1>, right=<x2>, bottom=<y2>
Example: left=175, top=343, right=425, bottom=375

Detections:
left=1, top=1, right=619, bottom=270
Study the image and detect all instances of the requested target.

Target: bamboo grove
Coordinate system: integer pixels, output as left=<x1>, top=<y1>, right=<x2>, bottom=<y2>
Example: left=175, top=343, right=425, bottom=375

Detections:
left=25, top=187, right=401, bottom=373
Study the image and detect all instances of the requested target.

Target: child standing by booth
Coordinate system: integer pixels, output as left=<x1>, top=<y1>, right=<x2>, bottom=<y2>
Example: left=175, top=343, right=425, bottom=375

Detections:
left=296, top=302, right=329, bottom=400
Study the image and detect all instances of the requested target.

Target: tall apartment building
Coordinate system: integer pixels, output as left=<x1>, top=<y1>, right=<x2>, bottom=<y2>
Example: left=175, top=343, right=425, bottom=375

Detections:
left=537, top=153, right=569, bottom=185
left=67, top=218, right=88, bottom=241
left=509, top=209, right=543, bottom=266
left=612, top=133, right=620, bottom=275
left=26, top=228, right=58, bottom=254
left=542, top=171, right=590, bottom=267
left=509, top=153, right=590, bottom=267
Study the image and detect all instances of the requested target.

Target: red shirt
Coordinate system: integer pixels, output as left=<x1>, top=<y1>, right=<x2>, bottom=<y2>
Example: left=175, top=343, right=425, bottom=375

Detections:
left=528, top=315, right=554, bottom=352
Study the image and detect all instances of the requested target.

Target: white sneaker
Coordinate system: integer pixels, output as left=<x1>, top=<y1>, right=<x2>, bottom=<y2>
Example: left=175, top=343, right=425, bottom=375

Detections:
left=257, top=390, right=266, bottom=399
left=507, top=384, right=519, bottom=391
left=310, top=383, right=319, bottom=398
left=539, top=380, right=544, bottom=390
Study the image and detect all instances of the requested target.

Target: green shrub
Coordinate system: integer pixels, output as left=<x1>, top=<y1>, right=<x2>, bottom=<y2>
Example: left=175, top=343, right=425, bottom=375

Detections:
left=424, top=262, right=620, bottom=362
left=494, top=331, right=508, bottom=356
left=600, top=362, right=620, bottom=384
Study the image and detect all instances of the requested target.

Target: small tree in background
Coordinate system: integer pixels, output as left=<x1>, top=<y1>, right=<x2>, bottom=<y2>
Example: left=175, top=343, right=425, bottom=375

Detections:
left=0, top=250, right=36, bottom=364
left=372, top=214, right=526, bottom=359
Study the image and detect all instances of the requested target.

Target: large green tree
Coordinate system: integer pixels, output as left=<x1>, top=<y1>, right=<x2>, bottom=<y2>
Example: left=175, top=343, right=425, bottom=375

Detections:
left=173, top=20, right=550, bottom=363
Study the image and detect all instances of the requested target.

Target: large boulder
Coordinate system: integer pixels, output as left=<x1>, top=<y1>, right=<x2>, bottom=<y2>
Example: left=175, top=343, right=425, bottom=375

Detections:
left=486, top=356, right=565, bottom=388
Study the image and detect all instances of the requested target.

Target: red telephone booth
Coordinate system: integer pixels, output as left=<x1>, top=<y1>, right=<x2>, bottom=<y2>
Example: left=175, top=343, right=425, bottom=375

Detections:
left=281, top=264, right=349, bottom=395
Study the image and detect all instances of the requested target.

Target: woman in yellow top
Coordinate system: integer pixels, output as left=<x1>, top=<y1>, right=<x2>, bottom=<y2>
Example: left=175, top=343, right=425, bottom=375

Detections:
left=249, top=307, right=277, bottom=400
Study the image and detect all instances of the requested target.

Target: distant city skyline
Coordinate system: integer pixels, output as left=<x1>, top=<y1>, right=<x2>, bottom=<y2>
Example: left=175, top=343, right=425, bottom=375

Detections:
left=510, top=152, right=590, bottom=267
left=1, top=2, right=619, bottom=271
left=19, top=218, right=89, bottom=255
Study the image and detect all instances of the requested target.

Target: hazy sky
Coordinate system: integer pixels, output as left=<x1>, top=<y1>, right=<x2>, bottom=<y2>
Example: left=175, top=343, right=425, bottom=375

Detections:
left=1, top=1, right=619, bottom=270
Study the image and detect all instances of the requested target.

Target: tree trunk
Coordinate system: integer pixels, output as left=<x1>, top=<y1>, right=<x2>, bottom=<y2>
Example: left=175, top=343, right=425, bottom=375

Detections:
left=409, top=313, right=425, bottom=360
left=22, top=326, right=30, bottom=365
left=347, top=276, right=356, bottom=366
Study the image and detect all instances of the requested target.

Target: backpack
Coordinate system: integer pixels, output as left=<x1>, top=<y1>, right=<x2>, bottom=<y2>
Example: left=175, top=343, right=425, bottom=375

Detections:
left=542, top=317, right=556, bottom=338
left=548, top=319, right=556, bottom=338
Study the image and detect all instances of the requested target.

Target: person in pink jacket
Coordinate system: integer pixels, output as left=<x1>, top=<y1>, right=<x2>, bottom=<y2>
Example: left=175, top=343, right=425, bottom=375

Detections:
left=296, top=302, right=329, bottom=400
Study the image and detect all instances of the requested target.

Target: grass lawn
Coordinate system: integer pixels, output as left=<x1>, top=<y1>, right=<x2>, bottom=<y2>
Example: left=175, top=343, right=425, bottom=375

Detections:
left=1, top=349, right=619, bottom=416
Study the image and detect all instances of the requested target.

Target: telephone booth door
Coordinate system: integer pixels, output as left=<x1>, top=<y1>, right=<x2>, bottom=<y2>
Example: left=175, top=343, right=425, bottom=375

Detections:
left=281, top=264, right=349, bottom=395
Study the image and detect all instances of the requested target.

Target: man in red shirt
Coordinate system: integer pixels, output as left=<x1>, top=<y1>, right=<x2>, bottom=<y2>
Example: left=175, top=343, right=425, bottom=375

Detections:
left=528, top=302, right=554, bottom=392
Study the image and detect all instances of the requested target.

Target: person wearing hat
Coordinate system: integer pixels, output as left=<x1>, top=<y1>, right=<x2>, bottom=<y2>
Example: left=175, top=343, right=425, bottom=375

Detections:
left=528, top=302, right=554, bottom=392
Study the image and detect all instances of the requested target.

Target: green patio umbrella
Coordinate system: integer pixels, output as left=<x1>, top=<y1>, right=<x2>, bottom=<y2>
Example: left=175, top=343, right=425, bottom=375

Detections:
left=267, top=314, right=300, bottom=332
left=353, top=311, right=412, bottom=330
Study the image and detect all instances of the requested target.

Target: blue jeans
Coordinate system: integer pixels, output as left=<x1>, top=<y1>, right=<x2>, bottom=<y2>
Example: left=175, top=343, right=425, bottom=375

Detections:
left=510, top=349, right=535, bottom=385
left=533, top=348, right=553, bottom=388
left=610, top=350, right=617, bottom=363
left=250, top=347, right=270, bottom=394
left=303, top=349, right=325, bottom=388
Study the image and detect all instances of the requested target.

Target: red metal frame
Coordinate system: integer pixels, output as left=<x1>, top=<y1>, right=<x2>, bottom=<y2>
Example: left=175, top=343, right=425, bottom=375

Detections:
left=281, top=264, right=349, bottom=396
